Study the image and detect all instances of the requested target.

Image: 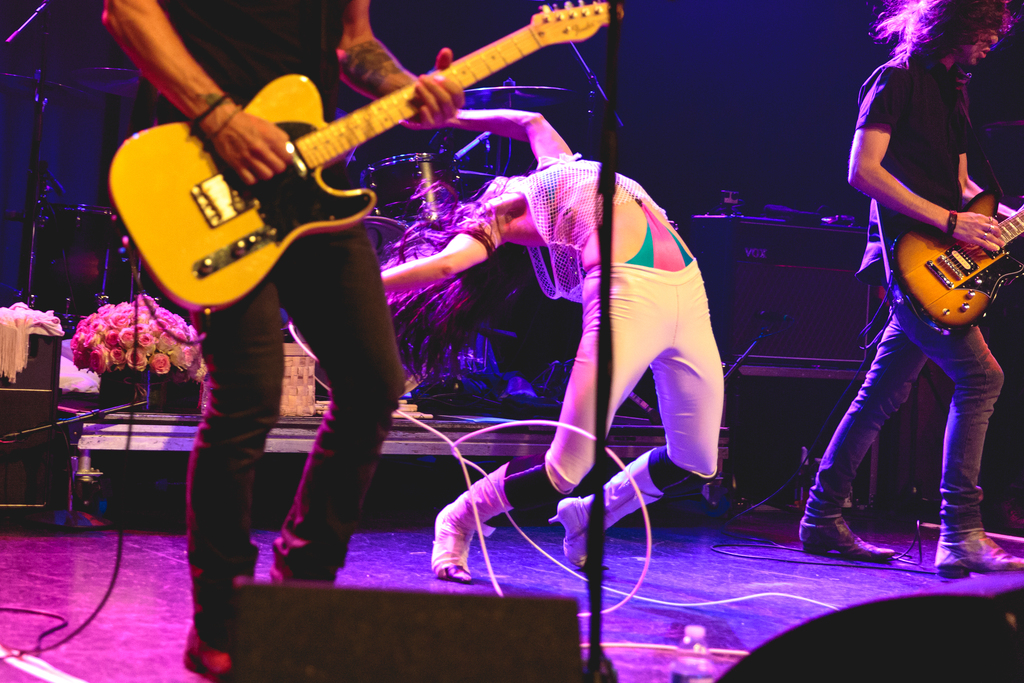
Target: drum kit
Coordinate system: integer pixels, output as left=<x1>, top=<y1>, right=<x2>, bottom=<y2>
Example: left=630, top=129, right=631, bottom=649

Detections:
left=359, top=80, right=577, bottom=257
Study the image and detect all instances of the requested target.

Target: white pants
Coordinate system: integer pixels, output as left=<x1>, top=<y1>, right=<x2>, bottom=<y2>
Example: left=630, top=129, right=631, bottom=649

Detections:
left=546, top=263, right=724, bottom=491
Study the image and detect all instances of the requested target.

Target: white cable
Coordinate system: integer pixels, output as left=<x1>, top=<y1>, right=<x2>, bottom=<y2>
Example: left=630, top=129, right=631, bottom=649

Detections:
left=396, top=412, right=505, bottom=596
left=585, top=642, right=749, bottom=658
left=607, top=591, right=839, bottom=612
left=287, top=320, right=318, bottom=364
left=396, top=413, right=652, bottom=613
left=0, top=645, right=89, bottom=683
left=397, top=412, right=841, bottom=616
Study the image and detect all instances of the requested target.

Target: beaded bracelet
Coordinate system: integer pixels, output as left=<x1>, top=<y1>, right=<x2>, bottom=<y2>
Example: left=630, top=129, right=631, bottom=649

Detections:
left=947, top=210, right=957, bottom=236
left=190, top=94, right=231, bottom=138
left=209, top=108, right=242, bottom=140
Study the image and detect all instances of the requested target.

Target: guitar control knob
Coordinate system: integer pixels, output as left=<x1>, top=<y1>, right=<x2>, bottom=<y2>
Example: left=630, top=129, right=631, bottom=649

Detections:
left=975, top=277, right=983, bottom=286
left=966, top=290, right=976, bottom=299
left=960, top=303, right=970, bottom=312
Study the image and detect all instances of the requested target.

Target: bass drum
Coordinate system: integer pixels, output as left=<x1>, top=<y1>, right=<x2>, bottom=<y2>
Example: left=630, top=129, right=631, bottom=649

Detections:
left=360, top=153, right=459, bottom=223
left=36, top=204, right=132, bottom=318
left=363, top=216, right=408, bottom=261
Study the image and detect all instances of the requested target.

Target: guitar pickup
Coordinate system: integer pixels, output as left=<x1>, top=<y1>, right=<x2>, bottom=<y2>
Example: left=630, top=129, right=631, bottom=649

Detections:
left=926, top=260, right=954, bottom=289
left=938, top=254, right=965, bottom=280
left=193, top=224, right=278, bottom=279
left=191, top=175, right=258, bottom=228
left=947, top=247, right=977, bottom=275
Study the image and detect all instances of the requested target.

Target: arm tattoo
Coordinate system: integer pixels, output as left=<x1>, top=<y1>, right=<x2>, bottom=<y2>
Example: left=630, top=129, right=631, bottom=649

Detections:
left=340, top=40, right=404, bottom=94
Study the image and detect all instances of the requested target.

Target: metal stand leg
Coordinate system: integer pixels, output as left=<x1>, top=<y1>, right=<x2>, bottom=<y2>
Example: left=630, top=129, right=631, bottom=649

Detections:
left=25, top=448, right=113, bottom=529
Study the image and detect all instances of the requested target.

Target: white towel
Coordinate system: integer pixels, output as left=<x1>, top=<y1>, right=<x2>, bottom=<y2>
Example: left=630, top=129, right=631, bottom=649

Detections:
left=0, top=303, right=64, bottom=383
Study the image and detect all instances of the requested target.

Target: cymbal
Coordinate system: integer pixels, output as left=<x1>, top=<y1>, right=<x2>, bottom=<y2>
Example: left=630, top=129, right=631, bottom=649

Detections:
left=985, top=120, right=1024, bottom=131
left=71, top=67, right=140, bottom=98
left=0, top=72, right=91, bottom=100
left=462, top=86, right=574, bottom=110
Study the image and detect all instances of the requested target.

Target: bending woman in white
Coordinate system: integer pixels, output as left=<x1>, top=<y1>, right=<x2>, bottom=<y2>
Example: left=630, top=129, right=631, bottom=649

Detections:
left=382, top=109, right=724, bottom=582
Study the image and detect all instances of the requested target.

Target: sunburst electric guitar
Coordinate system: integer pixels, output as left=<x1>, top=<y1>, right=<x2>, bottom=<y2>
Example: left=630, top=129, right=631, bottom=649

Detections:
left=890, top=191, right=1024, bottom=328
left=108, top=4, right=612, bottom=311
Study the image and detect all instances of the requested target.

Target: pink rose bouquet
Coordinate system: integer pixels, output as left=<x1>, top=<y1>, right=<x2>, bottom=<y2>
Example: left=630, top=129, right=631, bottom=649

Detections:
left=71, top=296, right=206, bottom=382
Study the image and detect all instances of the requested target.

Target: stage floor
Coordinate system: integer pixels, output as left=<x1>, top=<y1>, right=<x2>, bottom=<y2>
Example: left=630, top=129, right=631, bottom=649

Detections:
left=5, top=500, right=1017, bottom=682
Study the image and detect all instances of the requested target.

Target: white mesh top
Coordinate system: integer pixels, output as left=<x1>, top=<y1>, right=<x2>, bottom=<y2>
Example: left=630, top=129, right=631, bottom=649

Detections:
left=509, top=154, right=668, bottom=302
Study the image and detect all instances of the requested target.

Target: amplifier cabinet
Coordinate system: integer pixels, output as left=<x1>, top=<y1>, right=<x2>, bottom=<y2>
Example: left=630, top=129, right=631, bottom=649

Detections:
left=689, top=215, right=871, bottom=368
left=0, top=334, right=61, bottom=507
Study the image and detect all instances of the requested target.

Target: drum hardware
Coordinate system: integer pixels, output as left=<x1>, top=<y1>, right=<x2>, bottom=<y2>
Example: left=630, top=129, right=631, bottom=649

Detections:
left=0, top=72, right=92, bottom=101
left=462, top=85, right=575, bottom=109
left=71, top=67, right=140, bottom=98
left=360, top=153, right=460, bottom=223
left=38, top=203, right=127, bottom=326
left=567, top=42, right=621, bottom=156
left=6, top=0, right=98, bottom=311
left=363, top=216, right=408, bottom=260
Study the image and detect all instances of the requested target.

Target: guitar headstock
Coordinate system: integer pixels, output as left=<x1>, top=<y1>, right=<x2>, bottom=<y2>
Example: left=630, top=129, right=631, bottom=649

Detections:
left=530, top=2, right=615, bottom=45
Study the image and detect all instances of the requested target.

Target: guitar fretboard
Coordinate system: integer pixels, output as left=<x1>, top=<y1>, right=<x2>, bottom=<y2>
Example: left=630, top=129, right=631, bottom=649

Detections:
left=295, top=27, right=543, bottom=169
left=1000, top=207, right=1024, bottom=246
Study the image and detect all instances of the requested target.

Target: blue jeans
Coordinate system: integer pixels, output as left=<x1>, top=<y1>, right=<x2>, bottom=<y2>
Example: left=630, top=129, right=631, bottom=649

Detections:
left=805, top=300, right=1003, bottom=534
left=186, top=226, right=405, bottom=649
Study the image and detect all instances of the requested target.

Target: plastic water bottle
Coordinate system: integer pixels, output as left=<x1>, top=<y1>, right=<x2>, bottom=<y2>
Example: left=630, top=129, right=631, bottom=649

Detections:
left=670, top=625, right=716, bottom=683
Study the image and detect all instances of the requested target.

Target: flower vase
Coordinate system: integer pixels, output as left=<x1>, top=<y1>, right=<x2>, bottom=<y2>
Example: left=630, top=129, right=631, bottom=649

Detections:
left=98, top=369, right=149, bottom=409
left=98, top=369, right=178, bottom=412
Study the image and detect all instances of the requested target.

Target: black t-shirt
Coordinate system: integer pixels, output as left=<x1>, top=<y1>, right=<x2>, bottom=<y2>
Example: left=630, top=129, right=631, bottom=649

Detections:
left=854, top=57, right=969, bottom=284
left=160, top=0, right=348, bottom=120
left=857, top=57, right=968, bottom=215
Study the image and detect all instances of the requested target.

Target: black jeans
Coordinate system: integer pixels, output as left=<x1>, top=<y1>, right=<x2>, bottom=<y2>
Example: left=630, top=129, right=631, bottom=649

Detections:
left=186, top=226, right=404, bottom=649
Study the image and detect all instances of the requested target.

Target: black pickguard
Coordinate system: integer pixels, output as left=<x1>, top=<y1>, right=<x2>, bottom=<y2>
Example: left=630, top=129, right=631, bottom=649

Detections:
left=215, top=121, right=373, bottom=243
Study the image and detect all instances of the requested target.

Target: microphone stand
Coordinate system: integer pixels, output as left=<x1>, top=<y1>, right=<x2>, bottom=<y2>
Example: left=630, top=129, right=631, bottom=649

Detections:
left=568, top=43, right=623, bottom=159
left=7, top=0, right=56, bottom=308
left=584, top=1, right=621, bottom=681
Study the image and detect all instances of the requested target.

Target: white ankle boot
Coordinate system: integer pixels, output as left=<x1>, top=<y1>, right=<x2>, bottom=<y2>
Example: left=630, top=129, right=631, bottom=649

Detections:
left=549, top=453, right=664, bottom=568
left=432, top=463, right=512, bottom=583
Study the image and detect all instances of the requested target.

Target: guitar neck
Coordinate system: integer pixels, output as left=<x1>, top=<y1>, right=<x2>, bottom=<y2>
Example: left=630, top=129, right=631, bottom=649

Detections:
left=295, top=26, right=543, bottom=169
left=999, top=207, right=1024, bottom=247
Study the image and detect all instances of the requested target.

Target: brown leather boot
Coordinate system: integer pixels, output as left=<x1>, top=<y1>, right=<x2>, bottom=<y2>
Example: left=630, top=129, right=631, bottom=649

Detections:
left=184, top=626, right=231, bottom=682
left=935, top=529, right=1024, bottom=579
left=799, top=514, right=895, bottom=562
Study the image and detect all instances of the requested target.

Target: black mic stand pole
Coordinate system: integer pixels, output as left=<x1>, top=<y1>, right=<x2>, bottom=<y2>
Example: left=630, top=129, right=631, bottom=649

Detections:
left=584, top=0, right=621, bottom=680
left=7, top=0, right=56, bottom=307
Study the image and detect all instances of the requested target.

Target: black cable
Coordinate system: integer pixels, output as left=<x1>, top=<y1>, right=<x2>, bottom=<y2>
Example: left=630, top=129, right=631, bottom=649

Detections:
left=1, top=296, right=148, bottom=659
left=721, top=350, right=874, bottom=539
left=709, top=542, right=933, bottom=575
left=0, top=609, right=68, bottom=655
left=124, top=239, right=203, bottom=348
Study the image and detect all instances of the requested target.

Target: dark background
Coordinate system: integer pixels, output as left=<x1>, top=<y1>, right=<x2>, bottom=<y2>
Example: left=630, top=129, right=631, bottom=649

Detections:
left=3, top=0, right=1023, bottom=308
left=2, top=0, right=1023, bottom=512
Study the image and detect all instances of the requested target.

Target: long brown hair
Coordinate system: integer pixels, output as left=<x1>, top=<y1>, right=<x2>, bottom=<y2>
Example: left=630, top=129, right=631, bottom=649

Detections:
left=875, top=0, right=1014, bottom=61
left=384, top=179, right=534, bottom=381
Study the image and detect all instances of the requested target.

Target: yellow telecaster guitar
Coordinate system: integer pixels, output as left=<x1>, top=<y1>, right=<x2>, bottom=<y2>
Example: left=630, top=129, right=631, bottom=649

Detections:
left=109, top=3, right=612, bottom=311
left=891, top=191, right=1024, bottom=329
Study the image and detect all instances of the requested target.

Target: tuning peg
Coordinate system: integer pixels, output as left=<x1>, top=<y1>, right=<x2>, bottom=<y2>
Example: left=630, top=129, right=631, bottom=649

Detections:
left=564, top=1, right=575, bottom=7
left=539, top=4, right=551, bottom=12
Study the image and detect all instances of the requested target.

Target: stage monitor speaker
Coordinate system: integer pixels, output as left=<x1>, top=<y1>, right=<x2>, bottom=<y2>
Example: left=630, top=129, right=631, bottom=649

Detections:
left=689, top=215, right=871, bottom=368
left=0, top=334, right=61, bottom=508
left=718, top=572, right=1024, bottom=682
left=231, top=580, right=582, bottom=683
